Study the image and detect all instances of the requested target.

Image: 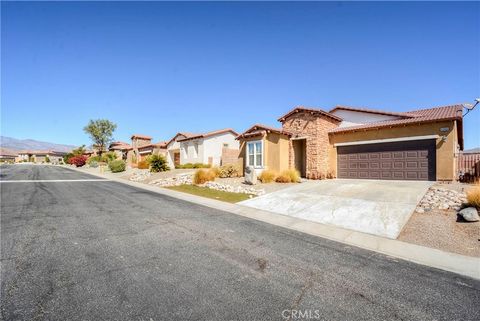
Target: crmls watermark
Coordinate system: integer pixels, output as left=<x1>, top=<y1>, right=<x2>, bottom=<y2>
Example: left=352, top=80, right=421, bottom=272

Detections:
left=282, top=309, right=324, bottom=320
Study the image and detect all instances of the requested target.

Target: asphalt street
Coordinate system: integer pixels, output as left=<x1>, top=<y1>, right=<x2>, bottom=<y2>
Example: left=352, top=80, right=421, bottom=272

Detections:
left=1, top=165, right=479, bottom=321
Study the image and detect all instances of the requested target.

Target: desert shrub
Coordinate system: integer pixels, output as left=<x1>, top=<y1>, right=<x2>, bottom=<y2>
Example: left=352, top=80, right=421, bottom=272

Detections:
left=87, top=155, right=101, bottom=165
left=68, top=155, right=88, bottom=167
left=193, top=168, right=216, bottom=185
left=259, top=169, right=277, bottom=183
left=467, top=184, right=480, bottom=208
left=193, top=163, right=211, bottom=168
left=137, top=160, right=149, bottom=170
left=45, top=155, right=50, bottom=163
left=109, top=159, right=126, bottom=173
left=283, top=169, right=301, bottom=183
left=149, top=154, right=170, bottom=173
left=101, top=151, right=117, bottom=163
left=89, top=161, right=99, bottom=168
left=275, top=174, right=291, bottom=183
left=217, top=164, right=241, bottom=178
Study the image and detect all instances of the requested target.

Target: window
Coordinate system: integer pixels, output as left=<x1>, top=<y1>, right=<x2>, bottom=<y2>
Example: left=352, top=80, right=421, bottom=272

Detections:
left=223, top=143, right=229, bottom=148
left=247, top=141, right=263, bottom=168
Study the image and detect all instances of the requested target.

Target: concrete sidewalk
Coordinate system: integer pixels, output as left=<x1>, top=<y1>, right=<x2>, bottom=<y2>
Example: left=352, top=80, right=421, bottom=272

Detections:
left=67, top=165, right=480, bottom=280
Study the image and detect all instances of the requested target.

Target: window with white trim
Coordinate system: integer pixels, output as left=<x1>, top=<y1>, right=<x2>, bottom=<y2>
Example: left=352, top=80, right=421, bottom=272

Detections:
left=247, top=140, right=263, bottom=168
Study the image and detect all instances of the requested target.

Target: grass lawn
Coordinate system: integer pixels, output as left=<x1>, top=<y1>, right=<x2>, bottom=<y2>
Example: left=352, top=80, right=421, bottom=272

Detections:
left=165, top=184, right=254, bottom=203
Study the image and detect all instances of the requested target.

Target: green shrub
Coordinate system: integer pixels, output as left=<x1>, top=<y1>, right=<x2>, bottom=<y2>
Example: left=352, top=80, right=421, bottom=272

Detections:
left=259, top=169, right=277, bottom=183
left=87, top=155, right=101, bottom=164
left=89, top=161, right=99, bottom=168
left=217, top=164, right=241, bottom=178
left=109, top=160, right=126, bottom=173
left=149, top=154, right=169, bottom=173
left=45, top=155, right=50, bottom=163
left=193, top=168, right=216, bottom=185
left=193, top=163, right=211, bottom=168
left=101, top=151, right=117, bottom=163
left=137, top=160, right=149, bottom=169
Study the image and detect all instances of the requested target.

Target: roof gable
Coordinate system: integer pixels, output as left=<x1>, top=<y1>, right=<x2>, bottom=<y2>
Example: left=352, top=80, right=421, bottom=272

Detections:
left=278, top=106, right=342, bottom=123
left=236, top=124, right=292, bottom=140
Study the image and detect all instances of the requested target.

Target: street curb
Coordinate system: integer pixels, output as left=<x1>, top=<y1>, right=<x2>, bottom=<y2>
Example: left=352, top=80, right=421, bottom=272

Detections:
left=66, top=165, right=480, bottom=280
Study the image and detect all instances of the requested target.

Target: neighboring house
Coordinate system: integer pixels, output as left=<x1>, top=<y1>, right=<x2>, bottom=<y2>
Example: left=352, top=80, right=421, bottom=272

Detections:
left=16, top=150, right=67, bottom=164
left=165, top=132, right=198, bottom=167
left=176, top=128, right=239, bottom=166
left=108, top=141, right=132, bottom=160
left=0, top=148, right=18, bottom=163
left=127, top=134, right=167, bottom=164
left=237, top=104, right=464, bottom=181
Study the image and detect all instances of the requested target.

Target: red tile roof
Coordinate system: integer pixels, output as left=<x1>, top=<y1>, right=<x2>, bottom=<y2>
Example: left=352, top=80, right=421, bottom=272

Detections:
left=330, top=105, right=420, bottom=118
left=138, top=141, right=168, bottom=150
left=165, top=132, right=200, bottom=147
left=236, top=124, right=292, bottom=140
left=329, top=104, right=463, bottom=134
left=0, top=148, right=19, bottom=157
left=278, top=106, right=343, bottom=122
left=177, top=128, right=239, bottom=142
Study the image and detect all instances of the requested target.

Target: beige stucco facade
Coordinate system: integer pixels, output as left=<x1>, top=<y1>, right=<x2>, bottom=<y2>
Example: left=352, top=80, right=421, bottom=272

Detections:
left=328, top=120, right=459, bottom=181
left=238, top=132, right=290, bottom=174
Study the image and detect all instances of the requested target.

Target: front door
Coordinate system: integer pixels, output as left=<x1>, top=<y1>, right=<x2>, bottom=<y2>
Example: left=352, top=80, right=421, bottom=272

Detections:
left=292, top=139, right=307, bottom=178
left=174, top=152, right=180, bottom=166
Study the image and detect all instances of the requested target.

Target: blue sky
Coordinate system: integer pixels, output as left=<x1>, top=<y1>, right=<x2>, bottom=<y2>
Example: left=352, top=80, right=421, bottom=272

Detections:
left=2, top=1, right=479, bottom=149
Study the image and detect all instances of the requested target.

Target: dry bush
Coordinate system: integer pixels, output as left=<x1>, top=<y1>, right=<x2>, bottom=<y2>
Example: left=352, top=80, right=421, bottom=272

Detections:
left=137, top=160, right=149, bottom=170
left=283, top=169, right=300, bottom=183
left=259, top=170, right=277, bottom=183
left=467, top=184, right=480, bottom=208
left=193, top=168, right=216, bottom=185
left=275, top=174, right=291, bottom=183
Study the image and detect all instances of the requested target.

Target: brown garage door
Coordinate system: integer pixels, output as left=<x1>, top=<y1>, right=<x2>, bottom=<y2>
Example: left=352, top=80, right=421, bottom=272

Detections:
left=337, top=139, right=436, bottom=181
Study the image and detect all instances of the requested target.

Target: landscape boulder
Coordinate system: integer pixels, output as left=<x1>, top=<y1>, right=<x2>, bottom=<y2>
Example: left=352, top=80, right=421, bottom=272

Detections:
left=458, top=207, right=480, bottom=222
left=244, top=166, right=257, bottom=185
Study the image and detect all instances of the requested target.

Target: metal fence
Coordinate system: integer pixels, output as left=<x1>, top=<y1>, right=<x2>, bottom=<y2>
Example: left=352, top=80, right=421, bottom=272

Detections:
left=458, top=152, right=480, bottom=183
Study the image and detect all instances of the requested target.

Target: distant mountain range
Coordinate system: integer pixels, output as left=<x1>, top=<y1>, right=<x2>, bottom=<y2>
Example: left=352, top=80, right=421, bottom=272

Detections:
left=464, top=147, right=480, bottom=153
left=0, top=136, right=76, bottom=152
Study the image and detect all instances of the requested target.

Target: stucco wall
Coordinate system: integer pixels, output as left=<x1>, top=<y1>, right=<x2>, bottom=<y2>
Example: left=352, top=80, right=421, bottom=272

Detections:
left=328, top=120, right=459, bottom=180
left=265, top=132, right=290, bottom=173
left=202, top=132, right=239, bottom=166
left=331, top=109, right=400, bottom=128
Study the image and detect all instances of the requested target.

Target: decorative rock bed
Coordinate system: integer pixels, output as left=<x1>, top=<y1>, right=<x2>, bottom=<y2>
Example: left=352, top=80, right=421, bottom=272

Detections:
left=147, top=174, right=266, bottom=196
left=149, top=174, right=192, bottom=187
left=415, top=186, right=467, bottom=213
left=129, top=169, right=151, bottom=182
left=203, top=181, right=265, bottom=196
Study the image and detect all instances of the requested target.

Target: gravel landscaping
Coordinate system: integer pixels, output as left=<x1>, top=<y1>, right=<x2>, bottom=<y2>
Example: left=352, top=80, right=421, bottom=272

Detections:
left=399, top=183, right=480, bottom=257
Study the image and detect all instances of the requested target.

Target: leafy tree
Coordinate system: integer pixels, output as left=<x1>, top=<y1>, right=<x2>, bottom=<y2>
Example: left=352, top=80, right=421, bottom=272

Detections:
left=83, top=119, right=117, bottom=155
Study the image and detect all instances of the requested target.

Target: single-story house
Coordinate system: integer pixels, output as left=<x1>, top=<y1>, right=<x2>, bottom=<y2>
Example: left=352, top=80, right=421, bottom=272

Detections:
left=126, top=134, right=167, bottom=164
left=0, top=148, right=18, bottom=163
left=237, top=104, right=463, bottom=181
left=108, top=141, right=132, bottom=160
left=176, top=128, right=239, bottom=167
left=16, top=150, right=68, bottom=164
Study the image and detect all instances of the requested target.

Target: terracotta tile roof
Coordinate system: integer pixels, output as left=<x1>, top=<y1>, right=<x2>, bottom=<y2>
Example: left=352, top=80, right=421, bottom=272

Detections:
left=0, top=148, right=19, bottom=157
left=330, top=105, right=420, bottom=118
left=177, top=128, right=239, bottom=142
left=138, top=141, right=168, bottom=150
left=131, top=134, right=152, bottom=140
left=165, top=132, right=200, bottom=147
left=278, top=106, right=342, bottom=122
left=18, top=150, right=67, bottom=155
left=109, top=141, right=132, bottom=150
left=329, top=104, right=463, bottom=134
left=236, top=124, right=292, bottom=140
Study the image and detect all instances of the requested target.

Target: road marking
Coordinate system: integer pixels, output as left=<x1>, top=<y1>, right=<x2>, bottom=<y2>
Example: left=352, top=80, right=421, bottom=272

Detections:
left=0, top=179, right=112, bottom=183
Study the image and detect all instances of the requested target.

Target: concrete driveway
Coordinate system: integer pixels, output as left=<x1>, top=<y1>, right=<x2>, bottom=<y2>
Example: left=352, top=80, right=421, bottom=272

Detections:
left=240, top=179, right=433, bottom=239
